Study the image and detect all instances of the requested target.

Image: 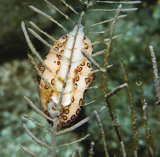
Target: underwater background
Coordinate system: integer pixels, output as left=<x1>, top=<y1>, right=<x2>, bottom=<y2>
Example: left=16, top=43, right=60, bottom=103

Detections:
left=0, top=0, right=160, bottom=156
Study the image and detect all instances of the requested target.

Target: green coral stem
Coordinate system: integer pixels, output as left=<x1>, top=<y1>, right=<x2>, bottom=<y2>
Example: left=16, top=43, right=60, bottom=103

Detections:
left=102, top=4, right=127, bottom=157
left=120, top=60, right=138, bottom=155
left=137, top=75, right=155, bottom=157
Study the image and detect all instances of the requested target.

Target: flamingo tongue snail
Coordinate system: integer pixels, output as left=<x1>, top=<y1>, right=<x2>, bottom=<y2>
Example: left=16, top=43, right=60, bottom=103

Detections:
left=39, top=24, right=95, bottom=127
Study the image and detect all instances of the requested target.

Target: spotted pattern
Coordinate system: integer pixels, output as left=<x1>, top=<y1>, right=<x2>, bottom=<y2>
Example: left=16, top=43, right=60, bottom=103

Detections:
left=58, top=43, right=63, bottom=48
left=56, top=70, right=59, bottom=74
left=57, top=54, right=62, bottom=60
left=62, top=35, right=68, bottom=39
left=71, top=115, right=76, bottom=120
left=63, top=115, right=68, bottom=120
left=39, top=65, right=45, bottom=73
left=79, top=98, right=83, bottom=106
left=78, top=67, right=83, bottom=72
left=76, top=76, right=79, bottom=81
left=51, top=79, right=55, bottom=85
left=80, top=62, right=85, bottom=66
left=72, top=77, right=76, bottom=84
left=87, top=63, right=91, bottom=68
left=74, top=83, right=78, bottom=89
left=76, top=108, right=81, bottom=115
left=62, top=122, right=66, bottom=127
left=64, top=109, right=70, bottom=114
left=55, top=47, right=59, bottom=51
left=74, top=69, right=78, bottom=74
left=85, top=78, right=90, bottom=84
left=71, top=97, right=74, bottom=103
left=45, top=84, right=49, bottom=89
left=67, top=120, right=71, bottom=125
left=39, top=26, right=95, bottom=128
left=84, top=45, right=89, bottom=49
left=91, top=73, right=96, bottom=80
